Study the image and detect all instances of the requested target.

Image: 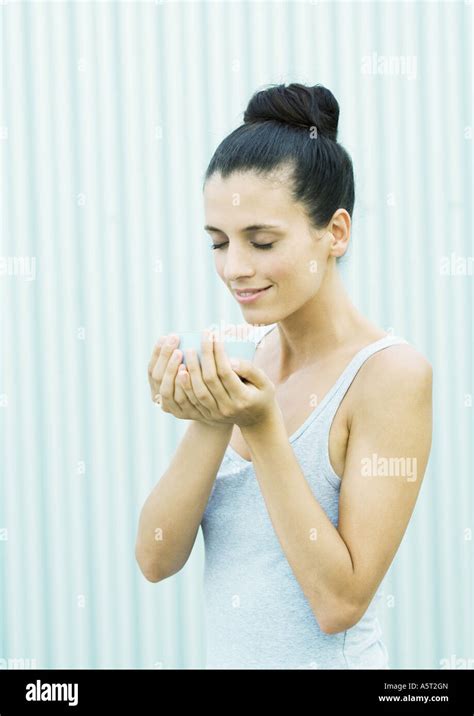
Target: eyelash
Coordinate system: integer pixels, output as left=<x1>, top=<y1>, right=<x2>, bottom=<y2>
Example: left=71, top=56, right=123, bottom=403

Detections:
left=211, top=242, right=274, bottom=251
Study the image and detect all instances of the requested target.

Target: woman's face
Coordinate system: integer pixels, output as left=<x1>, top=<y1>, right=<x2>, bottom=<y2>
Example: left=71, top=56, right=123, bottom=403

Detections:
left=203, top=169, right=337, bottom=323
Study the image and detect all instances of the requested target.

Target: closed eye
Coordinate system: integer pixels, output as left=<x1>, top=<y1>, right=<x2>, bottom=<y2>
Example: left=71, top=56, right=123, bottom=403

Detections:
left=211, top=242, right=274, bottom=250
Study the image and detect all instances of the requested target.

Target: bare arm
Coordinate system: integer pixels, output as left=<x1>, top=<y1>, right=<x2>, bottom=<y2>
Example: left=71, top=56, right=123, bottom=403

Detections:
left=137, top=327, right=267, bottom=583
left=135, top=420, right=233, bottom=582
left=240, top=345, right=433, bottom=633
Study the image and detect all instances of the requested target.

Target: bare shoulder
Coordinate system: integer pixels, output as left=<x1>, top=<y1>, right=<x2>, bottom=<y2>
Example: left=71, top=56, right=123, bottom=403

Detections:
left=348, top=343, right=433, bottom=425
left=351, top=342, right=433, bottom=417
left=360, top=342, right=432, bottom=383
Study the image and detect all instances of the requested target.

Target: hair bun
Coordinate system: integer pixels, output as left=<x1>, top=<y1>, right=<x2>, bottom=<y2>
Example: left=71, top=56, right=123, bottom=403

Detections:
left=243, top=82, right=339, bottom=141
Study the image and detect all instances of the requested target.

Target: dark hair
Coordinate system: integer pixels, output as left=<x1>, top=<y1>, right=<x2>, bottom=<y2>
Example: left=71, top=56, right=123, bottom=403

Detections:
left=203, top=83, right=355, bottom=263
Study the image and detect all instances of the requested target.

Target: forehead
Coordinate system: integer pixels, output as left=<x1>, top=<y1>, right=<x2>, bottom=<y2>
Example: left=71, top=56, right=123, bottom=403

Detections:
left=203, top=169, right=299, bottom=226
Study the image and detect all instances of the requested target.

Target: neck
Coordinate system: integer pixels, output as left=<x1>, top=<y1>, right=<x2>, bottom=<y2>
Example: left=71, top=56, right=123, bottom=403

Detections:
left=274, top=261, right=378, bottom=377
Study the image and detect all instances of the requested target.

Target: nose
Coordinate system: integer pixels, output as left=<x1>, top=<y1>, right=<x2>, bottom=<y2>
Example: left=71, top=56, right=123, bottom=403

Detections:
left=222, top=243, right=255, bottom=283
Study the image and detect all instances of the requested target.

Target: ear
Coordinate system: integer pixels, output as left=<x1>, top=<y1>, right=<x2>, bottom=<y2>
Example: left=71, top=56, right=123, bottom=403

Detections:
left=328, top=208, right=351, bottom=259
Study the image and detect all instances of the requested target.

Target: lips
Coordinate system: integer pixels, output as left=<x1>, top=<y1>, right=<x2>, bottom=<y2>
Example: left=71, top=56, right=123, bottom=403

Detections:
left=234, top=286, right=271, bottom=296
left=233, top=285, right=272, bottom=304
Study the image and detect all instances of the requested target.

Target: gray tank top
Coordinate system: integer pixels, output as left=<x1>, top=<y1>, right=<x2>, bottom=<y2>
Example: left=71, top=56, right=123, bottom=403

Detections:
left=201, top=325, right=409, bottom=669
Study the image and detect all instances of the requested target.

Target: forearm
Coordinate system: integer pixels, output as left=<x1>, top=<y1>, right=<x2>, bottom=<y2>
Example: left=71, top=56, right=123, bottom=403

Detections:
left=136, top=420, right=233, bottom=582
left=241, top=408, right=357, bottom=631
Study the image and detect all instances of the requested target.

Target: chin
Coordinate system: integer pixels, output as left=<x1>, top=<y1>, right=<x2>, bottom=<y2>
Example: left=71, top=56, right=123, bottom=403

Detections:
left=240, top=314, right=276, bottom=327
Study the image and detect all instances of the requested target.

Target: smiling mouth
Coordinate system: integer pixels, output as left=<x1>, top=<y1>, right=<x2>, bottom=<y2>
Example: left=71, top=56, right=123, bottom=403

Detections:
left=234, top=286, right=272, bottom=296
left=233, top=286, right=272, bottom=303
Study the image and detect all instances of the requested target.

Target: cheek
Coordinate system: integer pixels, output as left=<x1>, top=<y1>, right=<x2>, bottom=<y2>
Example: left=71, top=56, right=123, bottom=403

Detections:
left=263, top=250, right=297, bottom=281
left=269, top=252, right=306, bottom=282
left=214, top=254, right=225, bottom=277
left=276, top=252, right=323, bottom=293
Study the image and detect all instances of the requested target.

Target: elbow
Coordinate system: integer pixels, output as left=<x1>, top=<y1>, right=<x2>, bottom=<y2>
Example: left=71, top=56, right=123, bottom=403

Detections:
left=319, top=615, right=358, bottom=635
left=135, top=542, right=184, bottom=583
left=139, top=566, right=162, bottom=583
left=316, top=602, right=365, bottom=635
left=135, top=544, right=164, bottom=583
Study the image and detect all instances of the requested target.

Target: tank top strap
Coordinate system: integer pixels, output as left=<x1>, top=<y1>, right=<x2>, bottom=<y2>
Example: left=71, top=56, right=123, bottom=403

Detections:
left=317, top=334, right=410, bottom=426
left=253, top=327, right=409, bottom=430
left=253, top=323, right=278, bottom=352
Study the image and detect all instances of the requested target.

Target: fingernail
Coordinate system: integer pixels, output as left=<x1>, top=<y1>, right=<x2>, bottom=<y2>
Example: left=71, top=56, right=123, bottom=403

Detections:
left=167, top=335, right=178, bottom=345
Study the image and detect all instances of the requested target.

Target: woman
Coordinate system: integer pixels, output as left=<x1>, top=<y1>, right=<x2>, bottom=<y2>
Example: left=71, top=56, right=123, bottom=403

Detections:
left=136, top=83, right=433, bottom=669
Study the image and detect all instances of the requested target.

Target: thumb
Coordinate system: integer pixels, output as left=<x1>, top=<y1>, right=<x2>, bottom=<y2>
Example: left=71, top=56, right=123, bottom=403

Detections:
left=230, top=358, right=269, bottom=388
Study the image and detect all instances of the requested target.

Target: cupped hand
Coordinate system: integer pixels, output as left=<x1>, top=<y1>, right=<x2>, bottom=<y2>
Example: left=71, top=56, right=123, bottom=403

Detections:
left=148, top=330, right=277, bottom=428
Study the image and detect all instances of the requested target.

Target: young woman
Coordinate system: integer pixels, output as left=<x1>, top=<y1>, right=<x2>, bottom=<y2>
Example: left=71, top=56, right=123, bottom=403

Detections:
left=136, top=83, right=433, bottom=669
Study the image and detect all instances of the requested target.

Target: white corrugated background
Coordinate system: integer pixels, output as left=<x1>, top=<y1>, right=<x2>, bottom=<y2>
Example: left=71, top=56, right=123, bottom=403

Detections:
left=1, top=0, right=472, bottom=669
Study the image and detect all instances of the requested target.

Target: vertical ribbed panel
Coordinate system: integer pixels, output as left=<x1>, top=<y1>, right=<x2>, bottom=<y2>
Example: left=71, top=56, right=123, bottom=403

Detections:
left=1, top=1, right=471, bottom=669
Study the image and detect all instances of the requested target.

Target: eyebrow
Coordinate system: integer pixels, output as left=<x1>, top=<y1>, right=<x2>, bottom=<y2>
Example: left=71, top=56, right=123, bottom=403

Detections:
left=204, top=223, right=284, bottom=233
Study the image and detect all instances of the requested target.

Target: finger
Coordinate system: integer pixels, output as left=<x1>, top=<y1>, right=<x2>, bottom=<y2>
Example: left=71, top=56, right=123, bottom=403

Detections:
left=213, top=335, right=246, bottom=398
left=173, top=365, right=191, bottom=407
left=148, top=336, right=168, bottom=399
left=184, top=343, right=219, bottom=411
left=159, top=348, right=184, bottom=411
left=151, top=334, right=180, bottom=386
left=200, top=330, right=233, bottom=404
left=148, top=335, right=167, bottom=379
left=176, top=366, right=212, bottom=420
left=227, top=358, right=270, bottom=389
left=175, top=365, right=196, bottom=404
left=173, top=366, right=207, bottom=418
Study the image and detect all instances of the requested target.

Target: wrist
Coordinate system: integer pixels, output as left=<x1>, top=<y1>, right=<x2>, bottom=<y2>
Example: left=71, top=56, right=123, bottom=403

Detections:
left=240, top=402, right=283, bottom=438
left=194, top=419, right=234, bottom=435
